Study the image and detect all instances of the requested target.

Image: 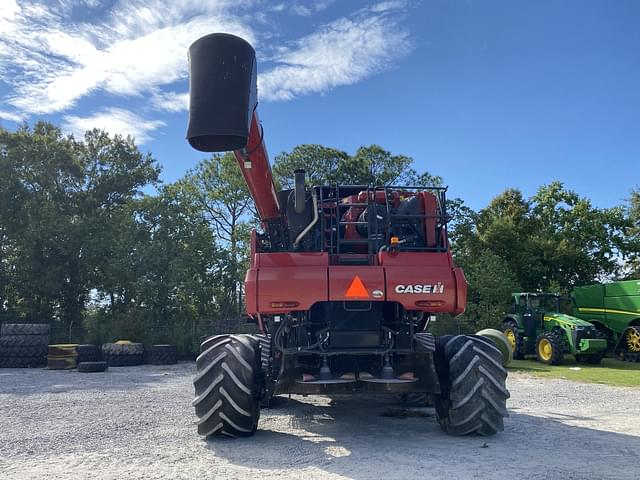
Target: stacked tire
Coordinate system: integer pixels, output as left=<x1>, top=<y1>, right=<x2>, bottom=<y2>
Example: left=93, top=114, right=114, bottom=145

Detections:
left=77, top=344, right=107, bottom=373
left=77, top=344, right=102, bottom=363
left=144, top=344, right=178, bottom=365
left=102, top=341, right=144, bottom=366
left=47, top=344, right=79, bottom=370
left=0, top=323, right=49, bottom=368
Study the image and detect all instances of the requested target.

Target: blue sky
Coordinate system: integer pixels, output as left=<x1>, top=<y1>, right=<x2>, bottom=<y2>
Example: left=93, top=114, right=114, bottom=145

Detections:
left=0, top=0, right=638, bottom=211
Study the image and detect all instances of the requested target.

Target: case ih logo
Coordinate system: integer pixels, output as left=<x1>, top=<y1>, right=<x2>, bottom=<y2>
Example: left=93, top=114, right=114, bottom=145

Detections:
left=395, top=283, right=445, bottom=294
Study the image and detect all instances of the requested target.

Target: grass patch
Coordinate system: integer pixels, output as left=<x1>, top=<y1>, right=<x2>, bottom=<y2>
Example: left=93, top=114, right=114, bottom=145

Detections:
left=508, top=357, right=640, bottom=387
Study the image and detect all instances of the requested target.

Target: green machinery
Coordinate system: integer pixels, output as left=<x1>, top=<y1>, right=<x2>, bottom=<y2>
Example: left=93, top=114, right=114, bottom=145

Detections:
left=502, top=293, right=607, bottom=365
left=571, top=279, right=640, bottom=362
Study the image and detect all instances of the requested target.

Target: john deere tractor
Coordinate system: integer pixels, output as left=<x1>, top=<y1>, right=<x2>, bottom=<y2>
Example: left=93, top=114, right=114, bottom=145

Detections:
left=502, top=293, right=607, bottom=365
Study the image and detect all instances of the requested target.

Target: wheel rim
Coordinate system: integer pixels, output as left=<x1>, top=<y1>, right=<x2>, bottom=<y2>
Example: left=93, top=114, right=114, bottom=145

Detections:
left=505, top=329, right=516, bottom=352
left=538, top=338, right=553, bottom=361
left=627, top=328, right=640, bottom=353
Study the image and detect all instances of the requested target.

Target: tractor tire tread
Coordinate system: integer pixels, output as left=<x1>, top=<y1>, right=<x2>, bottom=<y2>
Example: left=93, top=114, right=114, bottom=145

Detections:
left=78, top=361, right=108, bottom=372
left=434, top=335, right=510, bottom=436
left=0, top=324, right=50, bottom=336
left=0, top=334, right=50, bottom=347
left=193, top=334, right=261, bottom=438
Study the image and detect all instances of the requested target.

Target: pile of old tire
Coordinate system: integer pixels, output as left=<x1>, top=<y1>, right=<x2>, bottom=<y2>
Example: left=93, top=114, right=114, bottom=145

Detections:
left=47, top=344, right=79, bottom=370
left=78, top=361, right=108, bottom=373
left=76, top=344, right=102, bottom=363
left=0, top=323, right=50, bottom=368
left=144, top=344, right=178, bottom=365
left=102, top=341, right=144, bottom=366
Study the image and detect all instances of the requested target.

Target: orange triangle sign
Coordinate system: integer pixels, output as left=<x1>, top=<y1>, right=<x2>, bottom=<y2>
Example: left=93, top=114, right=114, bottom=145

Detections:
left=345, top=275, right=369, bottom=298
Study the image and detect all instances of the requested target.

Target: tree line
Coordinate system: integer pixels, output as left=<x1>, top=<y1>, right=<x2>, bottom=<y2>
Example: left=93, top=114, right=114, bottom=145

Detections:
left=0, top=123, right=638, bottom=353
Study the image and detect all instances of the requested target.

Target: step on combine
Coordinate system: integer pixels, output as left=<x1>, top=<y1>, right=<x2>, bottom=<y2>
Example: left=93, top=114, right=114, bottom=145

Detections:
left=186, top=33, right=509, bottom=438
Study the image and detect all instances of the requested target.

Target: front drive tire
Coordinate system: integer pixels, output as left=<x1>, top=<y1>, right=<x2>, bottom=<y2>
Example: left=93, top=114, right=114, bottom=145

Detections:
left=575, top=350, right=605, bottom=365
left=193, top=334, right=262, bottom=438
left=434, top=335, right=510, bottom=436
left=536, top=332, right=563, bottom=365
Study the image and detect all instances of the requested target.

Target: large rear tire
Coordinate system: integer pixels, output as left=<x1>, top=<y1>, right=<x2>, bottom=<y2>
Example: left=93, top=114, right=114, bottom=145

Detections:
left=193, top=334, right=262, bottom=438
left=502, top=321, right=525, bottom=359
left=434, top=335, right=509, bottom=436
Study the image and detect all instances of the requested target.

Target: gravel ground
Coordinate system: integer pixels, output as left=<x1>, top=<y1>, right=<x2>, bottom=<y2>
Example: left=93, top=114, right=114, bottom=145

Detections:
left=1, top=363, right=639, bottom=480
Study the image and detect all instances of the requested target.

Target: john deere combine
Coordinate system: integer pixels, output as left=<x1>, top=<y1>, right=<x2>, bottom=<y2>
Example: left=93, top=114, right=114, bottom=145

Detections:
left=572, top=279, right=640, bottom=362
left=502, top=293, right=607, bottom=365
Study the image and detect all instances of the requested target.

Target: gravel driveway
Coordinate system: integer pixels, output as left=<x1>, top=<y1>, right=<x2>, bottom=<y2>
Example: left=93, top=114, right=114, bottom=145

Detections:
left=1, top=363, right=638, bottom=480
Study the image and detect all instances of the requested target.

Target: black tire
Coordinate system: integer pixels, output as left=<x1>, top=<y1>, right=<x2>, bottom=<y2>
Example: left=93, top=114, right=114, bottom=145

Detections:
left=78, top=361, right=108, bottom=373
left=102, top=342, right=144, bottom=356
left=503, top=321, right=525, bottom=359
left=76, top=344, right=101, bottom=363
left=103, top=353, right=143, bottom=367
left=252, top=334, right=275, bottom=407
left=434, top=335, right=510, bottom=436
left=414, top=332, right=436, bottom=353
left=0, top=356, right=46, bottom=368
left=0, top=334, right=50, bottom=346
left=535, top=332, right=563, bottom=365
left=252, top=334, right=271, bottom=372
left=193, top=334, right=262, bottom=438
left=1, top=323, right=50, bottom=336
left=575, top=350, right=605, bottom=365
left=146, top=345, right=178, bottom=365
left=0, top=345, right=48, bottom=358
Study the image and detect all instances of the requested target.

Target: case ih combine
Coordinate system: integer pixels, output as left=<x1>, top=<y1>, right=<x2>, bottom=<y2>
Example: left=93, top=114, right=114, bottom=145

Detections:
left=187, top=33, right=509, bottom=438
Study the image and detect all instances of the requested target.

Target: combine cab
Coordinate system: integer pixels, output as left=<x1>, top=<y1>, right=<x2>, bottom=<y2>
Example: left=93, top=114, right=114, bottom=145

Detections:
left=502, top=293, right=607, bottom=365
left=187, top=33, right=509, bottom=438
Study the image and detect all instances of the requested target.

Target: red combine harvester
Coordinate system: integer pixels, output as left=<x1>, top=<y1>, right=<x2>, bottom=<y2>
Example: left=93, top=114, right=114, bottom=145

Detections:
left=187, top=33, right=509, bottom=438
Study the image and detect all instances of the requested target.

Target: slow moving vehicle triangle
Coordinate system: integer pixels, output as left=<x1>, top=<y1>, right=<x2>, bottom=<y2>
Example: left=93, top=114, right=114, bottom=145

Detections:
left=345, top=275, right=369, bottom=298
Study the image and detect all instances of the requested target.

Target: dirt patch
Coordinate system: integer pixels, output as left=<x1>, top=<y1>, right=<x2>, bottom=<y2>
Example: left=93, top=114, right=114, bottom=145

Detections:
left=0, top=364, right=638, bottom=480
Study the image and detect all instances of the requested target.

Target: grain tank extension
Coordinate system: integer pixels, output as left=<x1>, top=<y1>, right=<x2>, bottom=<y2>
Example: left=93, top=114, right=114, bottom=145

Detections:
left=187, top=33, right=509, bottom=438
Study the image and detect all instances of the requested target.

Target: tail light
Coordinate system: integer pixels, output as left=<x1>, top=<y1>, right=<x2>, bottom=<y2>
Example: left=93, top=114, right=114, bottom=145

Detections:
left=269, top=301, right=299, bottom=309
left=415, top=300, right=445, bottom=308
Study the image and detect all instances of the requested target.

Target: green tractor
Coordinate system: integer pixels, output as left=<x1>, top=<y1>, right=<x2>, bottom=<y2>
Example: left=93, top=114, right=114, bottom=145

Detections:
left=502, top=293, right=607, bottom=365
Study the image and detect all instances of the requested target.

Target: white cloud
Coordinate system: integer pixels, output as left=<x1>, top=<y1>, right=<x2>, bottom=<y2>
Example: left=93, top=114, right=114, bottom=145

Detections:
left=151, top=90, right=189, bottom=112
left=1, top=1, right=256, bottom=114
left=0, top=109, right=25, bottom=122
left=0, top=0, right=413, bottom=133
left=259, top=9, right=412, bottom=101
left=62, top=107, right=166, bottom=144
left=370, top=1, right=407, bottom=13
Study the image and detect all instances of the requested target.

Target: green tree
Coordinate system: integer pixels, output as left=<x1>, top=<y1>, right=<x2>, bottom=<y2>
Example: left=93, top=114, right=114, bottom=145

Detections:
left=170, top=153, right=254, bottom=314
left=624, top=187, right=640, bottom=278
left=273, top=144, right=442, bottom=188
left=530, top=182, right=629, bottom=289
left=0, top=123, right=159, bottom=336
left=273, top=144, right=349, bottom=189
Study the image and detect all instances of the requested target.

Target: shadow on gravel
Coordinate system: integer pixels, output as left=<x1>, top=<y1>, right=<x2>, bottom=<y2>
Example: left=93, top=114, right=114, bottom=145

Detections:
left=205, top=395, right=640, bottom=480
left=0, top=362, right=194, bottom=395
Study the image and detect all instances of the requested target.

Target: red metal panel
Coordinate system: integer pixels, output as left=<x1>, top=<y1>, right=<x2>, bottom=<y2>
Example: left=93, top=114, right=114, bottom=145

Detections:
left=244, top=269, right=258, bottom=314
left=328, top=267, right=385, bottom=302
left=385, top=266, right=457, bottom=312
left=377, top=251, right=452, bottom=267
left=453, top=267, right=468, bottom=315
left=257, top=267, right=328, bottom=313
left=256, top=252, right=329, bottom=268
